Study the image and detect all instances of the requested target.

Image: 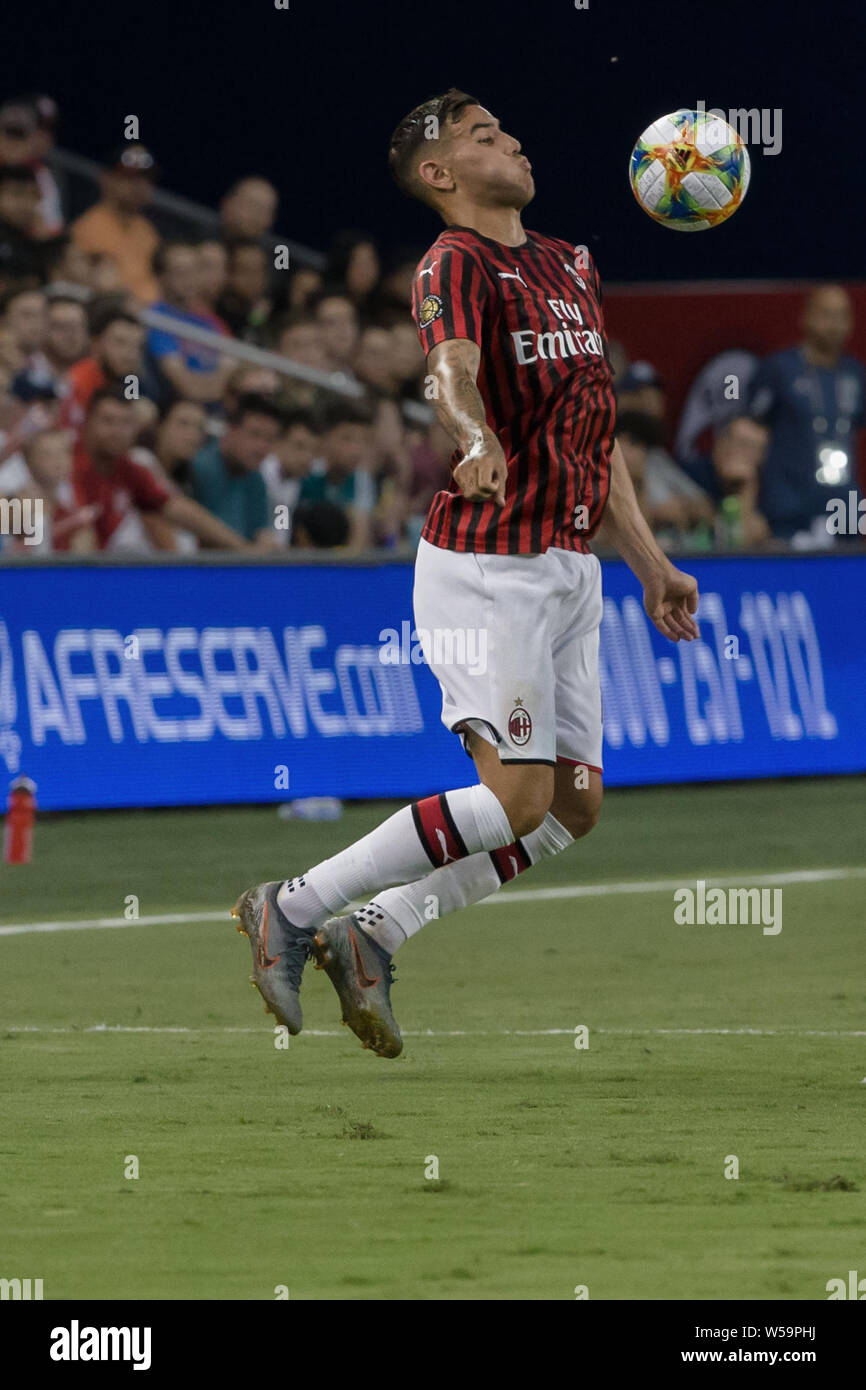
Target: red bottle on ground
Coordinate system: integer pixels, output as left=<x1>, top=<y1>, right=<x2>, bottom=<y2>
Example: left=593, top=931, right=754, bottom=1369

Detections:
left=3, top=776, right=37, bottom=864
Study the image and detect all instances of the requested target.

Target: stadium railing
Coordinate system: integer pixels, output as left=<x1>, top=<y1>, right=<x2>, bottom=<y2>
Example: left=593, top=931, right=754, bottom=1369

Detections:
left=139, top=305, right=434, bottom=425
left=50, top=146, right=325, bottom=269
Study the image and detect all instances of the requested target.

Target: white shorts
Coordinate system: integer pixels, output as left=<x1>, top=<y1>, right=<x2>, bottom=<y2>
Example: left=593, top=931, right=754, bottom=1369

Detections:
left=413, top=537, right=604, bottom=771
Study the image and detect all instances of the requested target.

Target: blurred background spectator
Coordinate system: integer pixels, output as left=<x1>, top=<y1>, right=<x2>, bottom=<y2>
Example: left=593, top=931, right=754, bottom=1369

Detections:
left=71, top=144, right=160, bottom=304
left=747, top=285, right=864, bottom=546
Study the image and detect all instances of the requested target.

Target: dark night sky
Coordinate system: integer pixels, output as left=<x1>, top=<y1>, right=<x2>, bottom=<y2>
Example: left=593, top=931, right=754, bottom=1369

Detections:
left=6, top=0, right=865, bottom=281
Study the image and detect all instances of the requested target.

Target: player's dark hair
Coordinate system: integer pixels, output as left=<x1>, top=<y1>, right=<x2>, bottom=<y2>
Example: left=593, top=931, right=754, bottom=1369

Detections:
left=388, top=89, right=479, bottom=204
left=226, top=391, right=285, bottom=429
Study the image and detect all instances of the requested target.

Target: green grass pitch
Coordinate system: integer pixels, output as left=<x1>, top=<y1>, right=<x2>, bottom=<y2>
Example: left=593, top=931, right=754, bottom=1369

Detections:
left=1, top=777, right=864, bottom=1300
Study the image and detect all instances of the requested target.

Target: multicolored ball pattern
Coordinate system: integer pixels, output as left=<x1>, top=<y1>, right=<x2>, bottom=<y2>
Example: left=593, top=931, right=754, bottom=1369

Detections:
left=629, top=109, right=751, bottom=231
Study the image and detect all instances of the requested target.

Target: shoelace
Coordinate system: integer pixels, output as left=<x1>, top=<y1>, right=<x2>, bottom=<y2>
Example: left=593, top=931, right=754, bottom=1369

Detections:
left=281, top=927, right=316, bottom=989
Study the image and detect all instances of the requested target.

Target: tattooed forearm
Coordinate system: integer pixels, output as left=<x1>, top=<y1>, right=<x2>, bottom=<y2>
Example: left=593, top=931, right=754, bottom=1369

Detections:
left=427, top=339, right=494, bottom=457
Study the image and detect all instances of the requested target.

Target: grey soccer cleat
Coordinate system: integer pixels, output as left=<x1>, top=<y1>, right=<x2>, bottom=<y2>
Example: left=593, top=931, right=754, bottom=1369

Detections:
left=311, top=915, right=402, bottom=1058
left=231, top=881, right=314, bottom=1034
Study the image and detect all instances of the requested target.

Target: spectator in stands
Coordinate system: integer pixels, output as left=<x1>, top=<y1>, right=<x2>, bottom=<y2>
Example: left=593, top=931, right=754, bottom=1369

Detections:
left=375, top=248, right=423, bottom=320
left=129, top=398, right=209, bottom=551
left=147, top=240, right=234, bottom=405
left=219, top=176, right=278, bottom=244
left=353, top=325, right=411, bottom=543
left=0, top=166, right=60, bottom=290
left=0, top=373, right=62, bottom=484
left=191, top=392, right=283, bottom=546
left=748, top=285, right=865, bottom=543
left=3, top=427, right=97, bottom=553
left=48, top=235, right=122, bottom=295
left=277, top=310, right=329, bottom=371
left=285, top=266, right=323, bottom=313
left=313, top=289, right=360, bottom=374
left=325, top=231, right=382, bottom=315
left=221, top=364, right=281, bottom=418
left=617, top=362, right=714, bottom=535
left=71, top=145, right=160, bottom=305
left=389, top=320, right=426, bottom=401
left=217, top=237, right=273, bottom=343
left=195, top=238, right=230, bottom=330
left=354, top=325, right=396, bottom=394
left=132, top=397, right=208, bottom=497
left=291, top=500, right=350, bottom=549
left=262, top=405, right=320, bottom=545
left=614, top=411, right=665, bottom=538
left=0, top=286, right=47, bottom=361
left=299, top=398, right=375, bottom=551
left=28, top=95, right=64, bottom=237
left=62, top=307, right=147, bottom=429
left=684, top=415, right=771, bottom=549
left=73, top=387, right=249, bottom=551
left=40, top=294, right=89, bottom=384
left=406, top=419, right=453, bottom=544
left=0, top=324, right=25, bottom=375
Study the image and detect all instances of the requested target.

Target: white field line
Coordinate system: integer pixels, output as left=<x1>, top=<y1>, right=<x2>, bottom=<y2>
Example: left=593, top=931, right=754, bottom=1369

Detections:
left=1, top=866, right=864, bottom=938
left=4, top=1025, right=866, bottom=1038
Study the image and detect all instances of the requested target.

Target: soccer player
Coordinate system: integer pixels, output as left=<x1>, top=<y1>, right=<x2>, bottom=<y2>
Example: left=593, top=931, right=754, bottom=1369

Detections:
left=232, top=90, right=700, bottom=1058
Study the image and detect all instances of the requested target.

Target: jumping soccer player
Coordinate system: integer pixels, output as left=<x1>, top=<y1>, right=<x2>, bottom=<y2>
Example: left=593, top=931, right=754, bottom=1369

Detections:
left=232, top=89, right=700, bottom=1057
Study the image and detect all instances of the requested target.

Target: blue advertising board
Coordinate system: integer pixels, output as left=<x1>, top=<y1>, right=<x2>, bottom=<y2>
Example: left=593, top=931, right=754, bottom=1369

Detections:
left=0, top=554, right=863, bottom=811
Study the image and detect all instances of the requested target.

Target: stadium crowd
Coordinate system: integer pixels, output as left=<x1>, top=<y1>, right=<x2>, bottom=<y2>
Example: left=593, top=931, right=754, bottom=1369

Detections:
left=0, top=95, right=862, bottom=556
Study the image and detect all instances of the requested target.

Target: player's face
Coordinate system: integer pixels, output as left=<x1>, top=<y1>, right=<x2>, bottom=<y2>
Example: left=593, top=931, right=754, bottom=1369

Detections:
left=446, top=106, right=534, bottom=209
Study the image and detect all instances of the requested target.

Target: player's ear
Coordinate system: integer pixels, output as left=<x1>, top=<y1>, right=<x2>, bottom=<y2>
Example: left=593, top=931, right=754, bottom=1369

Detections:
left=417, top=156, right=456, bottom=198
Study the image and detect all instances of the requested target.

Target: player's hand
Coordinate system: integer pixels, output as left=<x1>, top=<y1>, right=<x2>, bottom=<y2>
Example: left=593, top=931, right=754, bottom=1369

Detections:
left=453, top=433, right=507, bottom=507
left=643, top=564, right=700, bottom=642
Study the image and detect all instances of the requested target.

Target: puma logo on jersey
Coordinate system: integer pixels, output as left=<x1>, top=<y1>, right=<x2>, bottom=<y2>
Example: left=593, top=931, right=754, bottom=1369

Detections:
left=498, top=267, right=528, bottom=288
left=418, top=262, right=438, bottom=279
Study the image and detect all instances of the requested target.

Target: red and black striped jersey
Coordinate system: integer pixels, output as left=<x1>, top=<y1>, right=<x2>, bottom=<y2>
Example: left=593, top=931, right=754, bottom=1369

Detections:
left=411, top=226, right=616, bottom=555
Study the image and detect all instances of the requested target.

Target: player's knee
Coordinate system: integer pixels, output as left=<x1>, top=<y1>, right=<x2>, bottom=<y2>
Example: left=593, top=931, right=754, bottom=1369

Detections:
left=551, top=791, right=603, bottom=841
left=498, top=776, right=554, bottom=839
left=562, top=801, right=602, bottom=840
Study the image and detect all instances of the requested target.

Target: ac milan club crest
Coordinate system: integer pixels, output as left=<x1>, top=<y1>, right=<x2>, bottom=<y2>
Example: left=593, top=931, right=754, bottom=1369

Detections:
left=508, top=702, right=532, bottom=746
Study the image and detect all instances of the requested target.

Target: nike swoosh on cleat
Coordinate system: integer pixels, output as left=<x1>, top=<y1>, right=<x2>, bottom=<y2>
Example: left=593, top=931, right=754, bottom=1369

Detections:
left=348, top=925, right=380, bottom=988
left=255, top=901, right=281, bottom=971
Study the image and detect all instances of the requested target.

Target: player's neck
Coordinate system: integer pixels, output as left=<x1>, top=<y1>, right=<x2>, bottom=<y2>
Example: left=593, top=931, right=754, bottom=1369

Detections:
left=446, top=204, right=527, bottom=248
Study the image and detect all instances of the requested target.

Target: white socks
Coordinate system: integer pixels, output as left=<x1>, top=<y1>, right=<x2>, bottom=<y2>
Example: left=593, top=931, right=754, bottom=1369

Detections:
left=276, top=784, right=513, bottom=929
left=356, top=812, right=574, bottom=953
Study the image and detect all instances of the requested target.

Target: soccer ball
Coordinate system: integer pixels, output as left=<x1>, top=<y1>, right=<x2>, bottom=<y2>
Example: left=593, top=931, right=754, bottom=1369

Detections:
left=629, top=109, right=751, bottom=231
